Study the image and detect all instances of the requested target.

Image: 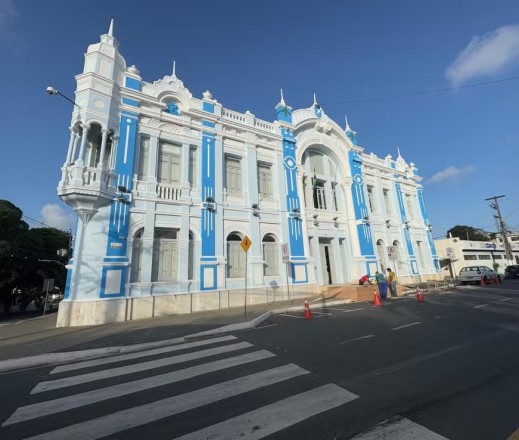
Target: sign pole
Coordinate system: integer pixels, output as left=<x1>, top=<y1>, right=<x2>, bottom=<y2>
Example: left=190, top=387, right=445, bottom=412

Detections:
left=244, top=250, right=248, bottom=320
left=240, top=235, right=252, bottom=321
left=43, top=282, right=49, bottom=316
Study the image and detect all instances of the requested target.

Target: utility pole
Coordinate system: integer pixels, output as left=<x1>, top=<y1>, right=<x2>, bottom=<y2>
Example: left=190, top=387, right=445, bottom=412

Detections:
left=485, top=195, right=513, bottom=263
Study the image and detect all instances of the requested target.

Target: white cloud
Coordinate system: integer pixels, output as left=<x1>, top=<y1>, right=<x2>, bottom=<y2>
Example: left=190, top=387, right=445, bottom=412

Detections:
left=428, top=165, right=475, bottom=184
left=445, top=24, right=519, bottom=86
left=40, top=204, right=75, bottom=231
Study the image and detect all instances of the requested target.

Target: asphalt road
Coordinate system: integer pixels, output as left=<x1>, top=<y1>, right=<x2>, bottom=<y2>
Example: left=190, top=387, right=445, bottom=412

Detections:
left=0, top=281, right=518, bottom=439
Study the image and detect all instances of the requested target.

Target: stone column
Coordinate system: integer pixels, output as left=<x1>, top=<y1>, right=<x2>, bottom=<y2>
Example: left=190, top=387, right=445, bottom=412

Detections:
left=98, top=129, right=109, bottom=169
left=75, top=123, right=90, bottom=165
left=66, top=126, right=78, bottom=165
left=180, top=143, right=191, bottom=201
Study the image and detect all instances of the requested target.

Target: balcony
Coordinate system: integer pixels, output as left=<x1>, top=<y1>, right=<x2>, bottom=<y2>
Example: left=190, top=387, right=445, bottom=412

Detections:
left=57, top=164, right=117, bottom=224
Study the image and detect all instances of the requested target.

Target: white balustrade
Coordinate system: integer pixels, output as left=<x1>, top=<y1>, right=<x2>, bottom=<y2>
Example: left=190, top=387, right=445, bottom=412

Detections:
left=157, top=183, right=182, bottom=200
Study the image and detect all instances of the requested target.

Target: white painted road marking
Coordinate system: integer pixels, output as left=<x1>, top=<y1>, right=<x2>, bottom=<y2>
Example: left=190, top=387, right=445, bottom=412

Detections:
left=391, top=322, right=421, bottom=331
left=498, top=298, right=513, bottom=302
left=339, top=334, right=376, bottom=344
left=342, top=307, right=365, bottom=312
left=4, top=350, right=275, bottom=426
left=351, top=415, right=449, bottom=439
left=32, top=341, right=253, bottom=393
left=51, top=335, right=238, bottom=374
left=173, top=384, right=358, bottom=440
left=277, top=313, right=304, bottom=319
left=474, top=304, right=490, bottom=309
left=22, top=364, right=309, bottom=440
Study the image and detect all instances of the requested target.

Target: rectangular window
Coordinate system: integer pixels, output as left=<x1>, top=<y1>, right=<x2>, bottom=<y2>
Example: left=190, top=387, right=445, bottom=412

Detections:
left=406, top=194, right=414, bottom=219
left=227, top=242, right=245, bottom=277
left=257, top=163, right=272, bottom=199
left=494, top=255, right=502, bottom=259
left=416, top=240, right=426, bottom=268
left=367, top=186, right=375, bottom=213
left=158, top=143, right=181, bottom=186
left=137, top=137, right=149, bottom=180
left=332, top=182, right=339, bottom=211
left=188, top=147, right=197, bottom=188
left=464, top=255, right=478, bottom=260
left=151, top=228, right=179, bottom=282
left=130, top=240, right=142, bottom=283
left=383, top=189, right=391, bottom=215
left=263, top=243, right=279, bottom=276
left=313, top=181, right=326, bottom=210
left=225, top=156, right=242, bottom=196
left=478, top=255, right=491, bottom=260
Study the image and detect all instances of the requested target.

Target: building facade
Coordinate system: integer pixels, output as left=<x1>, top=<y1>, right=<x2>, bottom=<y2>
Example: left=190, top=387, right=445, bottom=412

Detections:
left=435, top=235, right=519, bottom=278
left=55, top=22, right=440, bottom=327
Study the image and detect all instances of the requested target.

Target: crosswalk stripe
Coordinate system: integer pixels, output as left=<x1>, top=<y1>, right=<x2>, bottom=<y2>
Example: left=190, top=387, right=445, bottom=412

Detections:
left=3, top=350, right=276, bottom=426
left=173, top=383, right=358, bottom=439
left=22, top=363, right=309, bottom=440
left=51, top=335, right=237, bottom=374
left=32, top=341, right=253, bottom=393
left=350, top=416, right=449, bottom=439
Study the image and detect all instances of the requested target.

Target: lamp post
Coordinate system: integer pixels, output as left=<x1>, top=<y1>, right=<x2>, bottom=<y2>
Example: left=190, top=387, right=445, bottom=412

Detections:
left=46, top=86, right=80, bottom=109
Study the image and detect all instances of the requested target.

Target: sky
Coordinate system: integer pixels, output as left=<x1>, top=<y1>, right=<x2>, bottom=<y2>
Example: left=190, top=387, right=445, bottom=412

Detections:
left=1, top=0, right=519, bottom=239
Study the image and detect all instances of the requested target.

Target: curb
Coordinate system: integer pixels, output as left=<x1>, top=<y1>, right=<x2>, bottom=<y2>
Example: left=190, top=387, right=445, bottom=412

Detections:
left=0, top=298, right=353, bottom=373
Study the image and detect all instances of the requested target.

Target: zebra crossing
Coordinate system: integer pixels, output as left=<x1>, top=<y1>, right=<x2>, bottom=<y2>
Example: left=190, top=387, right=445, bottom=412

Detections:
left=1, top=334, right=359, bottom=439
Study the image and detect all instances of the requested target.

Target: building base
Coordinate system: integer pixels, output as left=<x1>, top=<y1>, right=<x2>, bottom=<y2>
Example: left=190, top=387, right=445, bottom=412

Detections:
left=56, top=284, right=318, bottom=327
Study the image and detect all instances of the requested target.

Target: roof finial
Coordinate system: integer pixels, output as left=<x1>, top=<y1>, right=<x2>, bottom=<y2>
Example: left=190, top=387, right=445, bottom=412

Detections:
left=313, top=92, right=318, bottom=107
left=345, top=115, right=350, bottom=131
left=280, top=88, right=285, bottom=105
left=397, top=147, right=402, bottom=158
left=108, top=19, right=114, bottom=37
left=172, top=60, right=176, bottom=78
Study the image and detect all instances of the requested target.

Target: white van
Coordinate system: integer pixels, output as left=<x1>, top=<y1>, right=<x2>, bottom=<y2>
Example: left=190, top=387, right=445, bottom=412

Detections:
left=459, top=266, right=498, bottom=285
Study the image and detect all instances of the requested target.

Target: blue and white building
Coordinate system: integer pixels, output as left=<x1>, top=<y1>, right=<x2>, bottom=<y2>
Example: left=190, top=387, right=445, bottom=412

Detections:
left=55, top=21, right=440, bottom=327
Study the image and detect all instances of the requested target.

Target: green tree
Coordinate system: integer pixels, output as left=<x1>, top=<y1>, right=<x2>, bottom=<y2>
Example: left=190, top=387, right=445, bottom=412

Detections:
left=0, top=200, right=70, bottom=311
left=446, top=225, right=489, bottom=241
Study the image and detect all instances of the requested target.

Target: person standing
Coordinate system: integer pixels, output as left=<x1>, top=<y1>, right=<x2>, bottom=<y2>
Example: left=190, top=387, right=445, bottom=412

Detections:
left=375, top=270, right=387, bottom=299
left=387, top=268, right=397, bottom=297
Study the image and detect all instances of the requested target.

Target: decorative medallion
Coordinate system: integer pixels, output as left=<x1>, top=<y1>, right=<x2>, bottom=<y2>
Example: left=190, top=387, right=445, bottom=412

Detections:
left=353, top=174, right=363, bottom=185
left=284, top=156, right=296, bottom=170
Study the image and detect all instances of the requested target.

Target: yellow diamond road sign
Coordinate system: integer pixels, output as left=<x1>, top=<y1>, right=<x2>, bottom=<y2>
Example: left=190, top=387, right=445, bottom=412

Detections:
left=241, top=235, right=252, bottom=253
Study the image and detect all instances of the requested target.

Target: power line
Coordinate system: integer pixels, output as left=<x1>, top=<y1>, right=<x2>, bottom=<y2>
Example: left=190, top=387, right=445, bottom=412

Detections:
left=250, top=74, right=519, bottom=112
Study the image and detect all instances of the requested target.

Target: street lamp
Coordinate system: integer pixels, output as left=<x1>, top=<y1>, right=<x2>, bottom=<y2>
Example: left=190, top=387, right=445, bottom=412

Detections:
left=46, top=86, right=80, bottom=109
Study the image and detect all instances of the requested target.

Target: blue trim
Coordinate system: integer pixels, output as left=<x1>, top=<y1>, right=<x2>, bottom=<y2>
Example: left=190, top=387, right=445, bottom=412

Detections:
left=275, top=103, right=292, bottom=123
left=395, top=182, right=415, bottom=258
left=125, top=77, right=141, bottom=91
left=201, top=131, right=216, bottom=259
left=280, top=126, right=305, bottom=259
left=200, top=264, right=218, bottom=291
left=202, top=101, right=215, bottom=113
left=99, top=265, right=127, bottom=298
left=123, top=97, right=139, bottom=107
left=291, top=263, right=308, bottom=284
left=348, top=151, right=374, bottom=256
left=202, top=120, right=215, bottom=128
left=63, top=267, right=72, bottom=299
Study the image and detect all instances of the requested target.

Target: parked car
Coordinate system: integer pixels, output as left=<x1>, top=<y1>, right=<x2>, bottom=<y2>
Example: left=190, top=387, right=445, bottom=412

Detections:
left=459, top=266, right=499, bottom=285
left=504, top=265, right=519, bottom=279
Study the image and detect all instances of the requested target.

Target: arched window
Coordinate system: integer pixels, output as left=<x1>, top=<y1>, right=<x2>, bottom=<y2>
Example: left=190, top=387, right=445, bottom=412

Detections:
left=263, top=234, right=279, bottom=276
left=393, top=240, right=404, bottom=270
left=130, top=228, right=144, bottom=283
left=376, top=239, right=387, bottom=272
left=227, top=233, right=245, bottom=278
left=152, top=228, right=179, bottom=281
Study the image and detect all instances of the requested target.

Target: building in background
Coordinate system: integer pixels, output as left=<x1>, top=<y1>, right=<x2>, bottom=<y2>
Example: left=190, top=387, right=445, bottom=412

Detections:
left=54, top=21, right=440, bottom=327
left=435, top=235, right=519, bottom=278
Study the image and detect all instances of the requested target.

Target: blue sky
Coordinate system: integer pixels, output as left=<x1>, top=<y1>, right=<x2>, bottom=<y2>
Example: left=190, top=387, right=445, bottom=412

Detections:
left=1, top=0, right=518, bottom=238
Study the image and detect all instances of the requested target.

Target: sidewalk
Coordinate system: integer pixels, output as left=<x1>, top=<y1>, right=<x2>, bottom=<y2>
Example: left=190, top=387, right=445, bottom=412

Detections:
left=0, top=295, right=351, bottom=371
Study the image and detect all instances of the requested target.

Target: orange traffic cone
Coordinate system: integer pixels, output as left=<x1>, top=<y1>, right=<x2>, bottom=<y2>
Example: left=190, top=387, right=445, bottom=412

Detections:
left=373, top=290, right=382, bottom=306
left=480, top=276, right=486, bottom=287
left=303, top=299, right=312, bottom=319
left=416, top=287, right=425, bottom=302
